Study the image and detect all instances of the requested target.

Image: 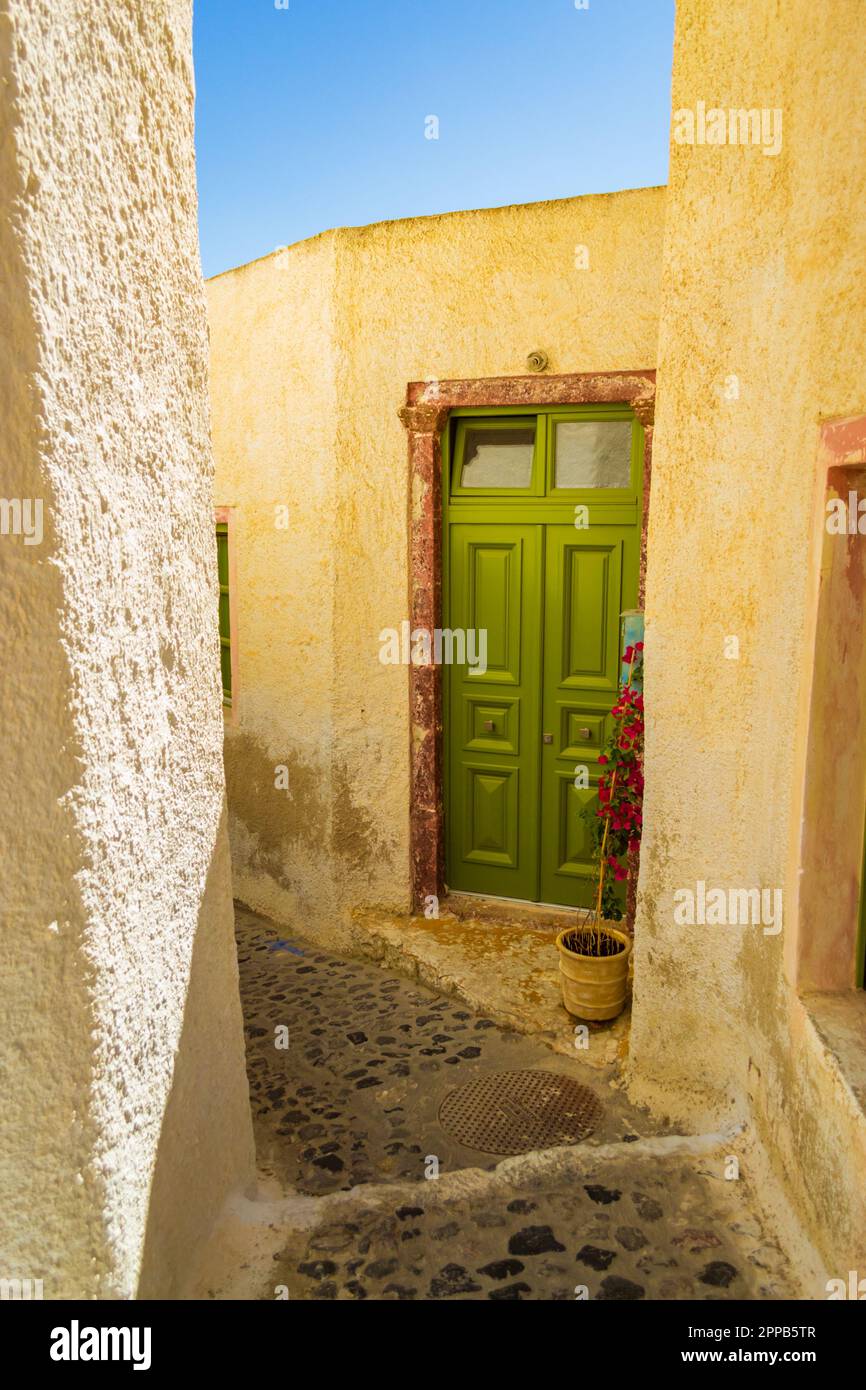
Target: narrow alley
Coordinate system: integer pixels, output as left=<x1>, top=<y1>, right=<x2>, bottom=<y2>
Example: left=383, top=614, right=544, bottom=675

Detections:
left=193, top=908, right=802, bottom=1302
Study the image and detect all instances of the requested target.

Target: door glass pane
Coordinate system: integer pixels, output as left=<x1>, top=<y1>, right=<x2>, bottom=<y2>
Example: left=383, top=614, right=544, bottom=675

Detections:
left=554, top=419, right=632, bottom=489
left=460, top=425, right=535, bottom=488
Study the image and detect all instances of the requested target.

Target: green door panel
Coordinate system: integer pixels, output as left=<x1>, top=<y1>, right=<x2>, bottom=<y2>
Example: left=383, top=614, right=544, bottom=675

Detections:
left=446, top=523, right=542, bottom=900
left=557, top=538, right=624, bottom=692
left=539, top=527, right=639, bottom=907
left=216, top=521, right=232, bottom=706
left=463, top=765, right=518, bottom=866
left=857, top=810, right=866, bottom=988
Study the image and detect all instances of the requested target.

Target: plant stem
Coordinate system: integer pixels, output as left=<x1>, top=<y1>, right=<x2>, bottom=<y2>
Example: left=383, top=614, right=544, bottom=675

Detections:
left=594, top=652, right=638, bottom=951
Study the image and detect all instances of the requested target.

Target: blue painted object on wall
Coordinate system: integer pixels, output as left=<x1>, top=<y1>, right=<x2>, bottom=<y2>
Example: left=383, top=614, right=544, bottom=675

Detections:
left=620, top=609, right=644, bottom=691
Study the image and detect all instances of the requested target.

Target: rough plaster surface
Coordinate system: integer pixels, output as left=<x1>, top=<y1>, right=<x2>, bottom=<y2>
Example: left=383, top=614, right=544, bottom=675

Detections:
left=207, top=189, right=666, bottom=943
left=0, top=0, right=253, bottom=1297
left=629, top=0, right=866, bottom=1276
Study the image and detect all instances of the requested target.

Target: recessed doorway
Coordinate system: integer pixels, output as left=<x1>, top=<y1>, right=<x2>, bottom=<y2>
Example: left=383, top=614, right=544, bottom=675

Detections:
left=443, top=404, right=644, bottom=908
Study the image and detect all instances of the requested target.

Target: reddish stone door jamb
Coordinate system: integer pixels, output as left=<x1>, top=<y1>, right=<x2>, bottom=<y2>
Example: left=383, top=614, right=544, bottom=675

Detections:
left=398, top=370, right=656, bottom=912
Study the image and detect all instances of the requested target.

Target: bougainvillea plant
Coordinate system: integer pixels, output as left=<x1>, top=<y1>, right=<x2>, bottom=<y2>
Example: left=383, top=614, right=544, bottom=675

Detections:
left=584, top=642, right=644, bottom=923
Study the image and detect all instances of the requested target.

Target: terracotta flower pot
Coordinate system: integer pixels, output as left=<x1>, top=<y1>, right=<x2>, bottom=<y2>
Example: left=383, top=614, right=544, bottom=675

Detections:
left=556, top=925, right=632, bottom=1021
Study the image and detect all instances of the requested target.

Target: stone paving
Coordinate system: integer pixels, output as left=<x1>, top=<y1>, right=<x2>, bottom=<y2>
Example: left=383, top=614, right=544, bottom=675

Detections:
left=265, top=1150, right=796, bottom=1302
left=229, top=907, right=803, bottom=1302
left=236, top=906, right=657, bottom=1194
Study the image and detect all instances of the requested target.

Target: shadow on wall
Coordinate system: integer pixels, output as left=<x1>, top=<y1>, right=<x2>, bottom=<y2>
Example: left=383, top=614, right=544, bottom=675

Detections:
left=137, top=807, right=255, bottom=1300
left=224, top=731, right=329, bottom=895
left=221, top=729, right=394, bottom=940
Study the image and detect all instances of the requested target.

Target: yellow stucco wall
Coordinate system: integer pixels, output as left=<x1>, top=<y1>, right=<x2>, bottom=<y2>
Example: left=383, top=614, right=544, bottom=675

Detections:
left=629, top=0, right=866, bottom=1280
left=207, top=188, right=666, bottom=942
left=207, top=237, right=341, bottom=933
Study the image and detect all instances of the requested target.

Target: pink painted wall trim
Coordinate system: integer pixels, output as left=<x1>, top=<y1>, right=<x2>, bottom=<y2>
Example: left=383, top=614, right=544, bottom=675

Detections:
left=797, top=415, right=866, bottom=990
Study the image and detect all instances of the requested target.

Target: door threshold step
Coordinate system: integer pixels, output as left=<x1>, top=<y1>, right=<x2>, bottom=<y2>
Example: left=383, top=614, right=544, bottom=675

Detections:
left=444, top=891, right=600, bottom=934
left=349, top=905, right=632, bottom=1071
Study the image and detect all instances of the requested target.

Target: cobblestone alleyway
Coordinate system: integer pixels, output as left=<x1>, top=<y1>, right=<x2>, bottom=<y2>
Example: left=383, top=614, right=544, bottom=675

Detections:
left=209, top=908, right=803, bottom=1302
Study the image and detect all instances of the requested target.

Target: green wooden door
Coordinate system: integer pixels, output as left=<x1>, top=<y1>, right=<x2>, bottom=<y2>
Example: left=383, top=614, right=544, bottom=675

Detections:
left=445, top=406, right=642, bottom=908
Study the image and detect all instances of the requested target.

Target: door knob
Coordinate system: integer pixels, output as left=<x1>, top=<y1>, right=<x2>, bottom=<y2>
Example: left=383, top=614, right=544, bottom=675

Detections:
left=543, top=733, right=553, bottom=744
left=483, top=719, right=495, bottom=733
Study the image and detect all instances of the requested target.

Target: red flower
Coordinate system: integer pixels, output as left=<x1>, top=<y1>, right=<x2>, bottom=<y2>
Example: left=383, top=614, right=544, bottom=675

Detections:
left=588, top=642, right=645, bottom=905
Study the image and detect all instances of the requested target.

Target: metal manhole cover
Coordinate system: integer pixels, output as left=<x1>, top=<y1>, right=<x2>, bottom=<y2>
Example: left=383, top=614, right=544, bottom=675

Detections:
left=438, top=1069, right=604, bottom=1155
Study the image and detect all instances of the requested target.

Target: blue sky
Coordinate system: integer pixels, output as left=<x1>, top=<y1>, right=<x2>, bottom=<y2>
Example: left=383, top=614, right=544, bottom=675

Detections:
left=193, top=0, right=675, bottom=279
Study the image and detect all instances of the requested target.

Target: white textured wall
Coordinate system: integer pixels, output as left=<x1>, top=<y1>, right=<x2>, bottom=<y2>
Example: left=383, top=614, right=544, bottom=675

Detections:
left=0, top=0, right=253, bottom=1298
